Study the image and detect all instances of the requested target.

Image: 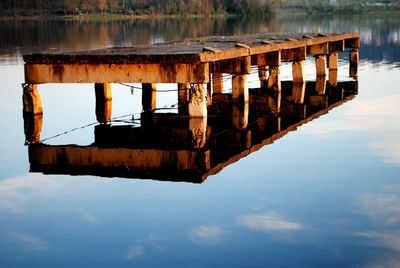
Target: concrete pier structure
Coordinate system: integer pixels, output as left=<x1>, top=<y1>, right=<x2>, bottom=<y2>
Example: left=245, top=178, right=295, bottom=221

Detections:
left=22, top=33, right=360, bottom=182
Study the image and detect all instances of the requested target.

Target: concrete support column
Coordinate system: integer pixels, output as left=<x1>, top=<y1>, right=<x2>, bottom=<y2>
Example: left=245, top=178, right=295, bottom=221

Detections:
left=258, top=66, right=268, bottom=89
left=291, top=82, right=306, bottom=104
left=316, top=75, right=327, bottom=95
left=315, top=55, right=327, bottom=77
left=206, top=71, right=212, bottom=106
left=350, top=49, right=359, bottom=78
left=329, top=70, right=338, bottom=87
left=142, top=83, right=157, bottom=112
left=21, top=83, right=43, bottom=144
left=268, top=66, right=281, bottom=92
left=178, top=83, right=190, bottom=114
left=23, top=113, right=43, bottom=144
left=22, top=84, right=43, bottom=115
left=207, top=83, right=212, bottom=106
left=212, top=73, right=224, bottom=94
left=292, top=60, right=305, bottom=83
left=189, top=117, right=208, bottom=149
left=233, top=103, right=249, bottom=130
left=232, top=74, right=249, bottom=103
left=95, top=83, right=112, bottom=124
left=267, top=90, right=281, bottom=114
left=328, top=52, right=339, bottom=70
left=188, top=84, right=207, bottom=117
left=328, top=52, right=339, bottom=86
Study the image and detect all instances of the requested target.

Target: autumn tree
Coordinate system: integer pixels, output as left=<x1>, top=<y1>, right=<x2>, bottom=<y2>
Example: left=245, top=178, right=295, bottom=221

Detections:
left=109, top=0, right=120, bottom=12
left=98, top=0, right=107, bottom=14
left=64, top=0, right=80, bottom=14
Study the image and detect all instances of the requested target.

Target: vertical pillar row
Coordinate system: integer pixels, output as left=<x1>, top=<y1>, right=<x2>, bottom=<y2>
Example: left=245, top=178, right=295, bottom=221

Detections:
left=95, top=83, right=112, bottom=124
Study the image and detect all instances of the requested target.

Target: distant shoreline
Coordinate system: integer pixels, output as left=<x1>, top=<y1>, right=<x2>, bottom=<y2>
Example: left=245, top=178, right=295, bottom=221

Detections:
left=0, top=13, right=231, bottom=21
left=1, top=6, right=399, bottom=21
left=279, top=4, right=400, bottom=15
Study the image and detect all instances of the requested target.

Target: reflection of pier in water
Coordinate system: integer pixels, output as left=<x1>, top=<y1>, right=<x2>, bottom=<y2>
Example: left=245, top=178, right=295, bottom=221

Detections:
left=26, top=81, right=357, bottom=183
left=22, top=33, right=359, bottom=183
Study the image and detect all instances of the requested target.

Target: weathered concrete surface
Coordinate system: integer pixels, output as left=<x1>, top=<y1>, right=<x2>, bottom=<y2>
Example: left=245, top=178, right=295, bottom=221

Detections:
left=22, top=84, right=43, bottom=115
left=189, top=84, right=207, bottom=117
left=23, top=33, right=359, bottom=85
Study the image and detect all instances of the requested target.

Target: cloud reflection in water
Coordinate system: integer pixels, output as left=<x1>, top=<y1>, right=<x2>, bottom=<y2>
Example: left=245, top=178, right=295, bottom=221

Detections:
left=302, top=94, right=400, bottom=166
left=188, top=225, right=227, bottom=246
left=236, top=212, right=303, bottom=233
left=355, top=184, right=400, bottom=267
left=125, top=245, right=145, bottom=260
left=5, top=231, right=50, bottom=251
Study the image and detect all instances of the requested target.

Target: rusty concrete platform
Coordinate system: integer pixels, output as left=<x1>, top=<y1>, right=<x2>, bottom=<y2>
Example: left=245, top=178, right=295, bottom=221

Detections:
left=22, top=32, right=360, bottom=121
left=23, top=32, right=359, bottom=84
left=24, top=32, right=359, bottom=64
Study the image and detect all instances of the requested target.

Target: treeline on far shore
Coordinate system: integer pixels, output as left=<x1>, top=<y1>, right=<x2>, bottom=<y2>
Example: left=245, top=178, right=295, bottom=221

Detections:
left=0, top=0, right=279, bottom=17
left=280, top=0, right=400, bottom=14
left=1, top=0, right=399, bottom=19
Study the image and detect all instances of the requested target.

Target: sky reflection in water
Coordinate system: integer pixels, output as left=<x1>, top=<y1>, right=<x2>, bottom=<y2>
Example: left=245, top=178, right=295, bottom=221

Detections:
left=0, top=14, right=400, bottom=268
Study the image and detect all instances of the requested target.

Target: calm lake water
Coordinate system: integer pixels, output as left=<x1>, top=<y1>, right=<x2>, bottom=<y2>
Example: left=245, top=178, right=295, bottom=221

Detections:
left=1, top=13, right=400, bottom=267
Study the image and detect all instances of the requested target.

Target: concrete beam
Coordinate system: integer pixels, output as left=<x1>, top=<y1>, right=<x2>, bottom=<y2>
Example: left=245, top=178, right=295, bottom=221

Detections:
left=307, top=42, right=329, bottom=55
left=345, top=38, right=360, bottom=49
left=251, top=51, right=281, bottom=67
left=29, top=145, right=211, bottom=173
left=211, top=56, right=251, bottom=75
left=24, top=63, right=210, bottom=84
left=281, top=47, right=306, bottom=61
left=329, top=40, right=345, bottom=52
